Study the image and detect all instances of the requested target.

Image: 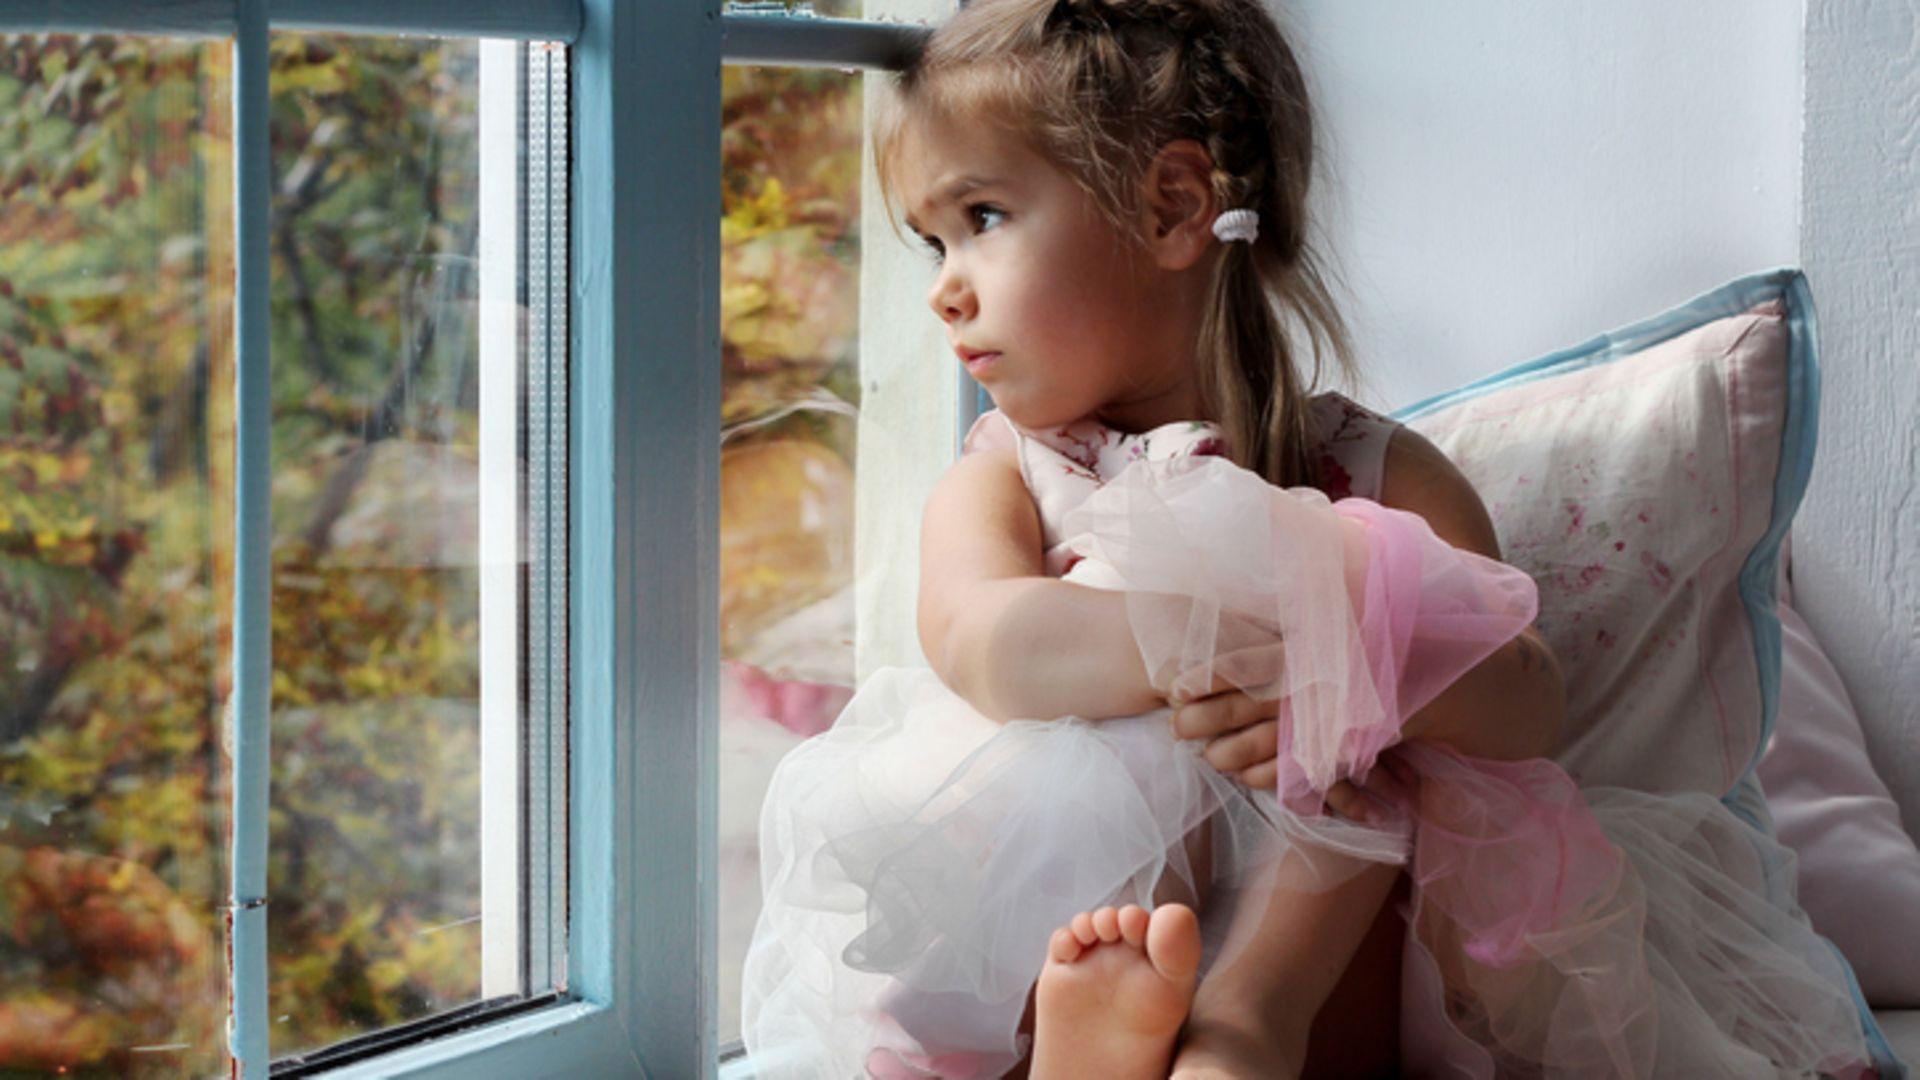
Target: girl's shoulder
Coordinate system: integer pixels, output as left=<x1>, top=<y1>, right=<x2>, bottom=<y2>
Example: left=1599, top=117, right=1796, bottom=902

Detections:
left=963, top=395, right=1396, bottom=499
left=961, top=409, right=1020, bottom=457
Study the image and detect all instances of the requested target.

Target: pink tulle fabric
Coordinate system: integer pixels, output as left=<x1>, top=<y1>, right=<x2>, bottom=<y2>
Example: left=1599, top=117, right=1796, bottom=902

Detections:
left=1072, top=454, right=1630, bottom=981
left=1068, top=451, right=1865, bottom=1078
left=741, top=418, right=1869, bottom=1078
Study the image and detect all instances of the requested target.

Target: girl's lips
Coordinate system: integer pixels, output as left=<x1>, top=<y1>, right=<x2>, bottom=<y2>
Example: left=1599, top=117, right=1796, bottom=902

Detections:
left=960, top=351, right=1000, bottom=375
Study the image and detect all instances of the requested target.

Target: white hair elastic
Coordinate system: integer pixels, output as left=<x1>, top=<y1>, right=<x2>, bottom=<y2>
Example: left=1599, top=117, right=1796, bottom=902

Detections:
left=1211, top=208, right=1259, bottom=244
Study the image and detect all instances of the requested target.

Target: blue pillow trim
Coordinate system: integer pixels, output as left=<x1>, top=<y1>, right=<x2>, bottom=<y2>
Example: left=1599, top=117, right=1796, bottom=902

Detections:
left=1830, top=934, right=1911, bottom=1080
left=1391, top=269, right=1905, bottom=1075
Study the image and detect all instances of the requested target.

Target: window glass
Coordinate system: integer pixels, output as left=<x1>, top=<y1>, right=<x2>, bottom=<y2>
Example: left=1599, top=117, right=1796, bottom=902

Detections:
left=717, top=55, right=864, bottom=1044
left=262, top=32, right=540, bottom=1059
left=0, top=33, right=233, bottom=1077
left=0, top=30, right=552, bottom=1073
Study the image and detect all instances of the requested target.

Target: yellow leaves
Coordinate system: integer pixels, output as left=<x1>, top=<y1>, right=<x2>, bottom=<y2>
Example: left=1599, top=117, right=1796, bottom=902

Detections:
left=722, top=176, right=792, bottom=245
left=99, top=387, right=135, bottom=426
left=719, top=439, right=854, bottom=652
left=720, top=223, right=856, bottom=368
left=272, top=669, right=314, bottom=708
left=366, top=958, right=408, bottom=994
left=342, top=664, right=392, bottom=698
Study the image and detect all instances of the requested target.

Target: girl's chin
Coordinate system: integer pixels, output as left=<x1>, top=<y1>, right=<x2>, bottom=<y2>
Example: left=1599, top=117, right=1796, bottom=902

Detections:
left=987, top=396, right=1085, bottom=432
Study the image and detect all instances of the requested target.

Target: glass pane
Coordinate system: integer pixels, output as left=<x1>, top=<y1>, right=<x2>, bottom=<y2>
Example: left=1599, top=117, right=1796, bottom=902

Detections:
left=263, top=33, right=547, bottom=1059
left=0, top=33, right=232, bottom=1077
left=718, top=60, right=864, bottom=1045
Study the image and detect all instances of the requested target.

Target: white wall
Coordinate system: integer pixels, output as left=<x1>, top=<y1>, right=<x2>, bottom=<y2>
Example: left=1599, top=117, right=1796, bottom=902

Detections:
left=1288, top=1, right=1803, bottom=407
left=1289, top=0, right=1920, bottom=832
left=1798, top=0, right=1920, bottom=839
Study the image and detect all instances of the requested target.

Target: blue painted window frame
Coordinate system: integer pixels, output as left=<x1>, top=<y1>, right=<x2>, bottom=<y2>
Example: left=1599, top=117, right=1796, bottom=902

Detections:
left=0, top=1, right=929, bottom=1074
left=327, top=0, right=730, bottom=1073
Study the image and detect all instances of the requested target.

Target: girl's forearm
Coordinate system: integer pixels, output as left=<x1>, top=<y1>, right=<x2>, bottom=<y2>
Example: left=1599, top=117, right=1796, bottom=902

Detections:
left=1402, top=626, right=1566, bottom=761
left=935, top=578, right=1165, bottom=723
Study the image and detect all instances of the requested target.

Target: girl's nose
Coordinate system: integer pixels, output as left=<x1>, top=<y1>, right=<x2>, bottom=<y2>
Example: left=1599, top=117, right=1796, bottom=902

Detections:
left=927, top=264, right=975, bottom=325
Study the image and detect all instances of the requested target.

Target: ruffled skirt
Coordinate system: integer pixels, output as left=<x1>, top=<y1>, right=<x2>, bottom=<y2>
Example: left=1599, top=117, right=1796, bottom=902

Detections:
left=740, top=456, right=1869, bottom=1079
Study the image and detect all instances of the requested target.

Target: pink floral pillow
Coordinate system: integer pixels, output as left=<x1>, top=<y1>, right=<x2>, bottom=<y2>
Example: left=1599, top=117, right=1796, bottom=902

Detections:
left=1759, top=558, right=1920, bottom=1007
left=1400, top=281, right=1805, bottom=796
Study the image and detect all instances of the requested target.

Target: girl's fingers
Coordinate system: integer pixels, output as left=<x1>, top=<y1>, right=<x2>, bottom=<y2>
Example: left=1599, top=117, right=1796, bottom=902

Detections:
left=1172, top=689, right=1271, bottom=740
left=1238, top=760, right=1277, bottom=790
left=1202, top=720, right=1278, bottom=773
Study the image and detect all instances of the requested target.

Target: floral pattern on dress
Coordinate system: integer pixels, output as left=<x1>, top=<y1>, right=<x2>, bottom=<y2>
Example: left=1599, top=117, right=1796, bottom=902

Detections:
left=960, top=394, right=1401, bottom=578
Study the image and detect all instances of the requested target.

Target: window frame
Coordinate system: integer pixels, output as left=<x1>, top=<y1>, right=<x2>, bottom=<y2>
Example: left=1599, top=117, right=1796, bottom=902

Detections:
left=0, top=2, right=941, bottom=1075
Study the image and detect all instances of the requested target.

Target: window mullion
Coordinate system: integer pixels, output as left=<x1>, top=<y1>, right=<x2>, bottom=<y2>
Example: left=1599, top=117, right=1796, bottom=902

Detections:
left=228, top=0, right=274, bottom=1075
left=572, top=0, right=722, bottom=1074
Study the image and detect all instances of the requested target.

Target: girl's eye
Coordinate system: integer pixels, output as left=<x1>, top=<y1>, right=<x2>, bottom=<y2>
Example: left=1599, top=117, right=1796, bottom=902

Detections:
left=919, top=205, right=1004, bottom=266
left=969, top=204, right=1006, bottom=232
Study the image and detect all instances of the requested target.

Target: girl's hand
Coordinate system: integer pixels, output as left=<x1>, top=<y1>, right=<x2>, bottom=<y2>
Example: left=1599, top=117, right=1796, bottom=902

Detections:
left=1171, top=688, right=1386, bottom=824
left=1171, top=687, right=1281, bottom=787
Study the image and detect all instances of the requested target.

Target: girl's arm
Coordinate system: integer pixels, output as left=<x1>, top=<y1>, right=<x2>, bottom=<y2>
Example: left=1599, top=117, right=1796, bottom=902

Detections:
left=1183, top=428, right=1567, bottom=782
left=1376, top=428, right=1566, bottom=761
left=917, top=447, right=1165, bottom=723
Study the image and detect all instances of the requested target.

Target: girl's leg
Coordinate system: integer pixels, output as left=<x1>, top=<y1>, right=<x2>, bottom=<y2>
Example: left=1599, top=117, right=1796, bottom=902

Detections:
left=1297, top=871, right=1407, bottom=1078
left=1170, top=859, right=1402, bottom=1079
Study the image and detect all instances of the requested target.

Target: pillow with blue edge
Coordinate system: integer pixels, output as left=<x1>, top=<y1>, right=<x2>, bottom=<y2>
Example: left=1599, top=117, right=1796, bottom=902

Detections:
left=1391, top=269, right=1906, bottom=1073
left=1393, top=268, right=1813, bottom=799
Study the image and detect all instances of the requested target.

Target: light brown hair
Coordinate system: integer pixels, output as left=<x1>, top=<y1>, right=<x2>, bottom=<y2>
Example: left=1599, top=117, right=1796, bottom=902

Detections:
left=875, top=0, right=1357, bottom=488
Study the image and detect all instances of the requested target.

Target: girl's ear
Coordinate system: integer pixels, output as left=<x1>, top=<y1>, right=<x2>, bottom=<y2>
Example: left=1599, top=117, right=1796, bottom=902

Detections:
left=1140, top=139, right=1220, bottom=272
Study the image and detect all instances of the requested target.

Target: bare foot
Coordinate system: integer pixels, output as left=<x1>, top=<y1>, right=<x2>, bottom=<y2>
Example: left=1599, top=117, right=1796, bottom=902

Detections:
left=1029, top=904, right=1202, bottom=1080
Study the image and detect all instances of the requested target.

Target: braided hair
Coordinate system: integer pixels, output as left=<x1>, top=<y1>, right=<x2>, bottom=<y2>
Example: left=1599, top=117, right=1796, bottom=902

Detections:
left=875, top=0, right=1357, bottom=488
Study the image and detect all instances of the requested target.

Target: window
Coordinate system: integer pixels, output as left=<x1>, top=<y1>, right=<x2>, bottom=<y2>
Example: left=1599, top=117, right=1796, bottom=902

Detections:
left=0, top=2, right=940, bottom=1075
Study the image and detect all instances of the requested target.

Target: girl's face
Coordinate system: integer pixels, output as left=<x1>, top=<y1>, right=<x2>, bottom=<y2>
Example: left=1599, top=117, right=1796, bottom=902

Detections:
left=896, top=119, right=1203, bottom=433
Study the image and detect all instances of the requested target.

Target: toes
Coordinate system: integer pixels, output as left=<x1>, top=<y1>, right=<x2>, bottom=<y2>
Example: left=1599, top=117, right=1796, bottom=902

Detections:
left=1070, top=910, right=1098, bottom=947
left=1117, top=904, right=1150, bottom=947
left=1145, top=904, right=1202, bottom=983
left=1091, top=906, right=1122, bottom=943
left=1048, top=926, right=1084, bottom=964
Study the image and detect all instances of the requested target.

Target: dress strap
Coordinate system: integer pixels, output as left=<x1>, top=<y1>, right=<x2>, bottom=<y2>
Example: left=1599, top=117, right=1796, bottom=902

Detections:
left=961, top=410, right=1018, bottom=456
left=1310, top=392, right=1401, bottom=501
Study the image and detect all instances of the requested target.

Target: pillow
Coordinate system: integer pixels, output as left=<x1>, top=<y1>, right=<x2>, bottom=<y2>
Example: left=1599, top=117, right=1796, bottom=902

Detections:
left=1393, top=269, right=1813, bottom=797
left=1392, top=269, right=1906, bottom=1075
left=1759, top=552, right=1920, bottom=1007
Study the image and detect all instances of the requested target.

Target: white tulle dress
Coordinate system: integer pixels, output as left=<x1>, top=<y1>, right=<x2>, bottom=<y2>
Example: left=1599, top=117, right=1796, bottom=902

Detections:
left=740, top=404, right=1872, bottom=1079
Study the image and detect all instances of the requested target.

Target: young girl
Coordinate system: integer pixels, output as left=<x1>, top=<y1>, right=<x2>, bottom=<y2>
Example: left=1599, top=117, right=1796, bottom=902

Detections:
left=742, top=1, right=1872, bottom=1076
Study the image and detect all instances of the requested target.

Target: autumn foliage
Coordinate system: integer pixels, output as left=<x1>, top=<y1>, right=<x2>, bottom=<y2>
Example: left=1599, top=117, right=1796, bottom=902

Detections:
left=1, top=20, right=868, bottom=1075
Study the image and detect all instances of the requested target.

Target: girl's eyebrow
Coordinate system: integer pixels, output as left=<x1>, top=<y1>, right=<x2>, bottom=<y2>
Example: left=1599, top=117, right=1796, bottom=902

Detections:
left=905, top=175, right=1002, bottom=234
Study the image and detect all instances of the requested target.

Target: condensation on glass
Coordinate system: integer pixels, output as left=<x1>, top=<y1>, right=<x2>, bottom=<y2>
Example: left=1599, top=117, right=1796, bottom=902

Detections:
left=0, top=30, right=563, bottom=1074
left=717, top=53, right=865, bottom=1044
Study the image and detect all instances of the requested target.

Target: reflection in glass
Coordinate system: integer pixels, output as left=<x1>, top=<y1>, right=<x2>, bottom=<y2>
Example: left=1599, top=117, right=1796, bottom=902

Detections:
left=262, top=33, right=522, bottom=1058
left=718, top=61, right=864, bottom=1044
